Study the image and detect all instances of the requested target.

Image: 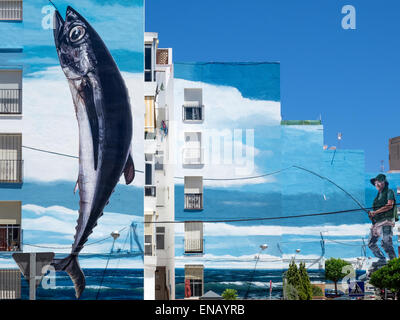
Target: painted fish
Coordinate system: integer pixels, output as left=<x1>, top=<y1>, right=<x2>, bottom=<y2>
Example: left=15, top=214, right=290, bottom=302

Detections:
left=51, top=6, right=135, bottom=299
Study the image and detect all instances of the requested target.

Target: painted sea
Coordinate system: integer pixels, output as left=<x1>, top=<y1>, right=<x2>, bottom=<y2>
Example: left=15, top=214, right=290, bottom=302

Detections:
left=21, top=268, right=330, bottom=300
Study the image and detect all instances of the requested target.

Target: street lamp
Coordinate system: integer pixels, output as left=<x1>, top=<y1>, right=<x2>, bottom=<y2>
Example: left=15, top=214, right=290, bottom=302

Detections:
left=294, top=249, right=301, bottom=264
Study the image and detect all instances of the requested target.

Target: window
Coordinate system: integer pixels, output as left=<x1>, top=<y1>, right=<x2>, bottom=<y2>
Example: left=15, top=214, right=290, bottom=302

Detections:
left=144, top=235, right=152, bottom=256
left=184, top=222, right=203, bottom=254
left=0, top=134, right=22, bottom=183
left=183, top=88, right=204, bottom=122
left=0, top=0, right=23, bottom=21
left=183, top=132, right=203, bottom=165
left=156, top=227, right=165, bottom=250
left=145, top=162, right=153, bottom=185
left=144, top=213, right=154, bottom=256
left=144, top=186, right=156, bottom=197
left=184, top=177, right=203, bottom=210
left=0, top=70, right=22, bottom=114
left=144, top=159, right=156, bottom=197
left=144, top=44, right=153, bottom=82
left=144, top=96, right=156, bottom=138
left=183, top=103, right=203, bottom=121
left=0, top=269, right=21, bottom=299
left=185, top=265, right=204, bottom=298
left=0, top=201, right=21, bottom=252
left=155, top=153, right=164, bottom=171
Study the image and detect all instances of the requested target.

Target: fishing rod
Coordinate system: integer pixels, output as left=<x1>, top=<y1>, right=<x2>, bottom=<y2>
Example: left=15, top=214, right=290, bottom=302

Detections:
left=292, top=165, right=370, bottom=214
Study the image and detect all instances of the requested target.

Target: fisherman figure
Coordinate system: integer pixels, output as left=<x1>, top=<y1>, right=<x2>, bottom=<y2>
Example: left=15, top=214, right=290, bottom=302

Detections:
left=368, top=174, right=397, bottom=271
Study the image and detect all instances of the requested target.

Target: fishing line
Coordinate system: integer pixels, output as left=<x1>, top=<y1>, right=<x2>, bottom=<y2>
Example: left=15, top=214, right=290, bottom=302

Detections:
left=48, top=0, right=59, bottom=11
left=144, top=207, right=373, bottom=224
left=24, top=226, right=128, bottom=249
left=292, top=165, right=369, bottom=214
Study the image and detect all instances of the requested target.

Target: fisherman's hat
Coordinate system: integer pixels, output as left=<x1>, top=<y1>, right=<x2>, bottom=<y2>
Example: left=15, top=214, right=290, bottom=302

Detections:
left=370, top=173, right=387, bottom=186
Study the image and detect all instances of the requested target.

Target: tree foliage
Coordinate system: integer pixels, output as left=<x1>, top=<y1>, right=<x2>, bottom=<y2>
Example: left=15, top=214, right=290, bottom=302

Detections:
left=325, top=258, right=351, bottom=295
left=370, top=258, right=400, bottom=295
left=311, top=285, right=323, bottom=297
left=222, top=289, right=238, bottom=300
left=283, top=260, right=313, bottom=300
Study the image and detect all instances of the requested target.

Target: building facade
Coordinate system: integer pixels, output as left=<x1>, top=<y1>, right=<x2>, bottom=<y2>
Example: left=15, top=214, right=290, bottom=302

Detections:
left=0, top=0, right=147, bottom=300
left=143, top=32, right=175, bottom=300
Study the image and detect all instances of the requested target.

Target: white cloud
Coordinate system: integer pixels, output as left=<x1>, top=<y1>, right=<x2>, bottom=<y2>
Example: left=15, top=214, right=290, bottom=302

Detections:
left=22, top=204, right=142, bottom=251
left=173, top=79, right=281, bottom=187
left=174, top=222, right=371, bottom=237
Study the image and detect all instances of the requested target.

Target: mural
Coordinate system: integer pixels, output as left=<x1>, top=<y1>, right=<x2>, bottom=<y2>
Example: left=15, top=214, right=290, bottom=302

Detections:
left=0, top=0, right=145, bottom=300
left=51, top=6, right=135, bottom=298
left=171, top=62, right=396, bottom=299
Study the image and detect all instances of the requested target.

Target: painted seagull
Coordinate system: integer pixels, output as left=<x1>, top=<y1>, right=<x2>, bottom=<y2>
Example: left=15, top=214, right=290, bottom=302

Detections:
left=51, top=6, right=135, bottom=299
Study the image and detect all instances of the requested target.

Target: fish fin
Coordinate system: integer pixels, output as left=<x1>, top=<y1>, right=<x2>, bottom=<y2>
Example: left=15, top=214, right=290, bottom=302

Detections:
left=123, top=154, right=135, bottom=185
left=51, top=254, right=85, bottom=299
left=79, top=79, right=99, bottom=171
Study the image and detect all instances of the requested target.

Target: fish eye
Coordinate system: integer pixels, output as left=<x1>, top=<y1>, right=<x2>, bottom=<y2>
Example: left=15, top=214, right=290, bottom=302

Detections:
left=69, top=25, right=86, bottom=43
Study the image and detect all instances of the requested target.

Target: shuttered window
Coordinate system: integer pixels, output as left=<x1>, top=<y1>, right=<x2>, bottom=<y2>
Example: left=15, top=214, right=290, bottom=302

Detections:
left=0, top=134, right=22, bottom=183
left=144, top=213, right=154, bottom=256
left=184, top=177, right=203, bottom=210
left=0, top=269, right=20, bottom=299
left=0, top=69, right=22, bottom=114
left=0, top=0, right=23, bottom=21
left=184, top=222, right=203, bottom=254
left=389, top=137, right=400, bottom=171
left=144, top=96, right=156, bottom=136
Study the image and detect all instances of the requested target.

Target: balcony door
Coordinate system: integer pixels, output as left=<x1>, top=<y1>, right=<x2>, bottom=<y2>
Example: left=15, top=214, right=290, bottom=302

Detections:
left=0, top=69, right=22, bottom=114
left=0, top=134, right=22, bottom=183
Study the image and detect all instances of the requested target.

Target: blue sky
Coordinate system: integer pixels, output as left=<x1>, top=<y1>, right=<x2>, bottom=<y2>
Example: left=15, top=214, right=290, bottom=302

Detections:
left=146, top=0, right=400, bottom=172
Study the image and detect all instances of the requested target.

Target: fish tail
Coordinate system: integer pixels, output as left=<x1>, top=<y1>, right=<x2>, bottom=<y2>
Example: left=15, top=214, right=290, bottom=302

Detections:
left=52, top=254, right=85, bottom=299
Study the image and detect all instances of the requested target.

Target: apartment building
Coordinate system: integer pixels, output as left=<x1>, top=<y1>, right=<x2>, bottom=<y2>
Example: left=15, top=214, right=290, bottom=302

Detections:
left=143, top=32, right=175, bottom=300
left=0, top=0, right=24, bottom=256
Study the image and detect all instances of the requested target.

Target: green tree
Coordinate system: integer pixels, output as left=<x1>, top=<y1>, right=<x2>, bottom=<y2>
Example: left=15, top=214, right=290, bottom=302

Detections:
left=370, top=258, right=400, bottom=300
left=299, top=262, right=313, bottom=300
left=222, top=289, right=238, bottom=300
left=325, top=258, right=351, bottom=296
left=283, top=260, right=313, bottom=300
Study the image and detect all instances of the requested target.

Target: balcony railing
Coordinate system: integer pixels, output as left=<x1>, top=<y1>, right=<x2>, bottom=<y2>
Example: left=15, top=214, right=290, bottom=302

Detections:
left=183, top=148, right=203, bottom=165
left=0, top=160, right=23, bottom=183
left=0, top=89, right=22, bottom=114
left=184, top=239, right=204, bottom=255
left=184, top=193, right=203, bottom=210
left=0, top=1, right=23, bottom=21
left=0, top=225, right=21, bottom=252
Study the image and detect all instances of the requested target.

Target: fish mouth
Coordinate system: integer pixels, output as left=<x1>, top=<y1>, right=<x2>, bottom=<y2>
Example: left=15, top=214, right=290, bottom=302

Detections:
left=53, top=6, right=85, bottom=49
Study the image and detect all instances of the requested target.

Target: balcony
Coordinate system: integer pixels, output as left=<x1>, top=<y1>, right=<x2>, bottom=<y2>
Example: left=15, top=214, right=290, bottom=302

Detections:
left=0, top=160, right=23, bottom=183
left=0, top=89, right=22, bottom=114
left=0, top=0, right=23, bottom=21
left=0, top=225, right=22, bottom=252
left=184, top=239, right=204, bottom=255
left=183, top=148, right=203, bottom=165
left=184, top=193, right=203, bottom=210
